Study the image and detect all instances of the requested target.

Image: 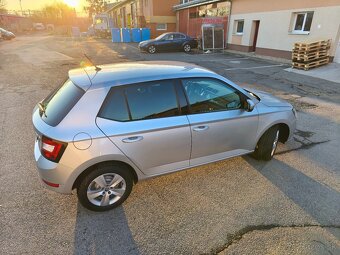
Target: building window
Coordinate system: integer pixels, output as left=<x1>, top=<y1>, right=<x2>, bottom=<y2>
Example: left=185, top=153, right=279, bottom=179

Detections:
left=156, top=23, right=167, bottom=30
left=293, top=12, right=314, bottom=33
left=234, top=20, right=244, bottom=35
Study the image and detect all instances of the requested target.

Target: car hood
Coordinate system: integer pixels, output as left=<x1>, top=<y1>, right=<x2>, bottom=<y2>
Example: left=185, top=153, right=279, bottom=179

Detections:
left=246, top=88, right=292, bottom=108
left=140, top=39, right=156, bottom=45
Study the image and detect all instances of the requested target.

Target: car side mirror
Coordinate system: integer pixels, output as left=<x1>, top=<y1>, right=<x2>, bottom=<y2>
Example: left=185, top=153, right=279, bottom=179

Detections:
left=246, top=99, right=255, bottom=112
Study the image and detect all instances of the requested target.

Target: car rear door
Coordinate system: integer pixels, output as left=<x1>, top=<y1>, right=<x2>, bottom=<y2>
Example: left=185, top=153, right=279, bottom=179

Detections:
left=173, top=33, right=186, bottom=50
left=96, top=80, right=191, bottom=176
left=181, top=78, right=259, bottom=166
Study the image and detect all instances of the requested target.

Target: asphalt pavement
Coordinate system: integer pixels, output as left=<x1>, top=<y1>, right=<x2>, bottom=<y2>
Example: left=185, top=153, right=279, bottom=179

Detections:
left=0, top=35, right=339, bottom=255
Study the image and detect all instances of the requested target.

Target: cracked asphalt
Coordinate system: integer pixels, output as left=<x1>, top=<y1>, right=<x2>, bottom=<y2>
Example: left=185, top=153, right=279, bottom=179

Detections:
left=0, top=35, right=339, bottom=255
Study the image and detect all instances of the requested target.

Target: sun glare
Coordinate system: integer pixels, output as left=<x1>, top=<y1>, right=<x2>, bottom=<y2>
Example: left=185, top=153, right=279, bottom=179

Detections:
left=64, top=0, right=79, bottom=8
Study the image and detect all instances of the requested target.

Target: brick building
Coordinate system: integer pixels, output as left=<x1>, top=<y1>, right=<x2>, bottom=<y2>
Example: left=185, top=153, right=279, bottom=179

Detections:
left=106, top=0, right=178, bottom=38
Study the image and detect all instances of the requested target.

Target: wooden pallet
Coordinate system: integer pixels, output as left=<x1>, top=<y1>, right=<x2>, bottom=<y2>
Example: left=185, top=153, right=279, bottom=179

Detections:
left=293, top=44, right=330, bottom=52
left=292, top=51, right=329, bottom=62
left=294, top=39, right=331, bottom=49
left=292, top=57, right=329, bottom=71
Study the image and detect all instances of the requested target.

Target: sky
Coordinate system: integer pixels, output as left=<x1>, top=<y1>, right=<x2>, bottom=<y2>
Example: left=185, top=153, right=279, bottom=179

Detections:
left=6, top=0, right=90, bottom=12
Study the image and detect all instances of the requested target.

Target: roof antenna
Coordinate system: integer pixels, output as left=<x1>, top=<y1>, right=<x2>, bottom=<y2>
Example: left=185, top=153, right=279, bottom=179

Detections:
left=84, top=54, right=102, bottom=72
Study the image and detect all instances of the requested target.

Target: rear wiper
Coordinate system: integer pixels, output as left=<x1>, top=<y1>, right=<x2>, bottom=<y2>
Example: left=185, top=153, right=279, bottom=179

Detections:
left=38, top=102, right=47, bottom=118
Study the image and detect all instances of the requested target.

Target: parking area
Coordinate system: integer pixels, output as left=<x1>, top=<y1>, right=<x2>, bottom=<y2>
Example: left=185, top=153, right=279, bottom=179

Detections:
left=0, top=35, right=339, bottom=255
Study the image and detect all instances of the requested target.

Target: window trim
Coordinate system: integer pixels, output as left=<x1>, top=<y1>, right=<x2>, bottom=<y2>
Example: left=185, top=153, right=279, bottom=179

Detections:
left=179, top=77, right=248, bottom=115
left=97, top=79, right=182, bottom=122
left=291, top=12, right=313, bottom=35
left=234, top=19, right=244, bottom=35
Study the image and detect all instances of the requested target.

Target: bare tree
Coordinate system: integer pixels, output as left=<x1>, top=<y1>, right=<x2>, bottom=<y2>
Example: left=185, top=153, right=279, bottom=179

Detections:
left=84, top=0, right=106, bottom=18
left=0, top=0, right=7, bottom=14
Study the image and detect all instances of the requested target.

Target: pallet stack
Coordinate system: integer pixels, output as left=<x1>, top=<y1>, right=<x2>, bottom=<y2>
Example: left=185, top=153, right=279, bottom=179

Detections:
left=292, top=39, right=331, bottom=71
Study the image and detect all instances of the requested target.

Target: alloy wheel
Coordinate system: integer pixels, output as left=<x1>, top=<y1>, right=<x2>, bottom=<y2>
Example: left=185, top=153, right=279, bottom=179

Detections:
left=148, top=45, right=156, bottom=54
left=184, top=44, right=191, bottom=52
left=271, top=130, right=280, bottom=156
left=87, top=173, right=126, bottom=206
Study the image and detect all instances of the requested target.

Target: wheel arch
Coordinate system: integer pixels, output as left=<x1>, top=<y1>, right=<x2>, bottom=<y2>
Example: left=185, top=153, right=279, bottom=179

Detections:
left=278, top=123, right=290, bottom=143
left=255, top=122, right=291, bottom=147
left=72, top=160, right=139, bottom=190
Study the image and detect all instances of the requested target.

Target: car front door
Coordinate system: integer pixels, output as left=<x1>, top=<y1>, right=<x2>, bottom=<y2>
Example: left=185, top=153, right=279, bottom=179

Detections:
left=96, top=79, right=191, bottom=176
left=181, top=78, right=259, bottom=166
left=157, top=34, right=175, bottom=51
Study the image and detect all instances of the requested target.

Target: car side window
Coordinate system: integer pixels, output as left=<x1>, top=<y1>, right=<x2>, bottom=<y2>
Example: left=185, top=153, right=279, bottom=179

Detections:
left=174, top=34, right=185, bottom=39
left=125, top=80, right=179, bottom=121
left=99, top=80, right=180, bottom=122
left=182, top=78, right=242, bottom=114
left=98, top=88, right=130, bottom=121
left=164, top=34, right=174, bottom=40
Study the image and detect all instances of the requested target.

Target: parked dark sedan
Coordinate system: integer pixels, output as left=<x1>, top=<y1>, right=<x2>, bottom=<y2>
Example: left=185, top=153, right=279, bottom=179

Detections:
left=139, top=32, right=198, bottom=54
left=0, top=28, right=15, bottom=40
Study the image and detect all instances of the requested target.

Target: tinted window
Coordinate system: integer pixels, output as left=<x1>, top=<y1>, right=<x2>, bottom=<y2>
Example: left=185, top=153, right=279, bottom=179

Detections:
left=163, top=34, right=174, bottom=40
left=98, top=89, right=130, bottom=121
left=125, top=80, right=179, bottom=121
left=41, top=79, right=84, bottom=126
left=182, top=78, right=242, bottom=114
left=174, top=33, right=186, bottom=39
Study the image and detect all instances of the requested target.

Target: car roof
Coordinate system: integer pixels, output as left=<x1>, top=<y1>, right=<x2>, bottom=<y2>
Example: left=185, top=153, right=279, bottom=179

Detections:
left=69, top=61, right=215, bottom=91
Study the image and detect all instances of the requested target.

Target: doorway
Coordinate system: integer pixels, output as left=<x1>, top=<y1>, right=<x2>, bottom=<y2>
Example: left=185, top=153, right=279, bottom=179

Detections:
left=201, top=24, right=224, bottom=50
left=251, top=20, right=260, bottom=52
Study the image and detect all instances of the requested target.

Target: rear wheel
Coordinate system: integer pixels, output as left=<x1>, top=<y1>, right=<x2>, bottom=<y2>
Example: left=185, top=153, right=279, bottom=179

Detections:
left=77, top=163, right=133, bottom=211
left=183, top=44, right=191, bottom=52
left=148, top=45, right=156, bottom=54
left=252, top=125, right=280, bottom=161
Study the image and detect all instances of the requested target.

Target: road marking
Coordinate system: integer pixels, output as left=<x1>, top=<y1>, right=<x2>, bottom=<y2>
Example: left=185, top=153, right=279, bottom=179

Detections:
left=225, top=64, right=284, bottom=71
left=205, top=57, right=249, bottom=62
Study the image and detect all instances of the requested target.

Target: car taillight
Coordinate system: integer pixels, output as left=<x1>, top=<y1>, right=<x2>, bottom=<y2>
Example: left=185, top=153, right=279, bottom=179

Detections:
left=41, top=136, right=67, bottom=163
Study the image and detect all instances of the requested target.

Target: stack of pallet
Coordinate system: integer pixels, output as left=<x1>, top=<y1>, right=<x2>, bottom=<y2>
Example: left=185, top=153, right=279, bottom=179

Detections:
left=292, top=39, right=331, bottom=71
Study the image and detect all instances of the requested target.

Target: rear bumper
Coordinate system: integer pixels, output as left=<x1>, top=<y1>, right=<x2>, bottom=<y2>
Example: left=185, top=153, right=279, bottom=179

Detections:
left=34, top=139, right=73, bottom=194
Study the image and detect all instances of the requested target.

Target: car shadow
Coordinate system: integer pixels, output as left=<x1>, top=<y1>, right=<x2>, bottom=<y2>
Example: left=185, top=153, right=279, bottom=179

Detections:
left=73, top=203, right=140, bottom=255
left=244, top=156, right=340, bottom=236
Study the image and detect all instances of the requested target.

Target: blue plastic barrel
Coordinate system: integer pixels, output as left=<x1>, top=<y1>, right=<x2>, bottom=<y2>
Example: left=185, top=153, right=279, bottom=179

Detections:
left=131, top=28, right=142, bottom=42
left=111, top=28, right=121, bottom=42
left=121, top=28, right=131, bottom=42
left=141, top=28, right=151, bottom=41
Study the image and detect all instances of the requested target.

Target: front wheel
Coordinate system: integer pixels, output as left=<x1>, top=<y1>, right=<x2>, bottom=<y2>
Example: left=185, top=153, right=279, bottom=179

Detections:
left=183, top=44, right=191, bottom=53
left=148, top=45, right=156, bottom=54
left=77, top=163, right=133, bottom=211
left=252, top=125, right=280, bottom=161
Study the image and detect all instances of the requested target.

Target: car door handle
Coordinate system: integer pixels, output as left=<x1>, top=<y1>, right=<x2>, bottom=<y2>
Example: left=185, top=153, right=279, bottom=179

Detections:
left=122, top=136, right=143, bottom=143
left=193, top=126, right=209, bottom=132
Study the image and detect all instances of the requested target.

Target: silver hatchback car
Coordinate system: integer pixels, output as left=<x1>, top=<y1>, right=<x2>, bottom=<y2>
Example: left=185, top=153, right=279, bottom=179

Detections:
left=33, top=61, right=296, bottom=211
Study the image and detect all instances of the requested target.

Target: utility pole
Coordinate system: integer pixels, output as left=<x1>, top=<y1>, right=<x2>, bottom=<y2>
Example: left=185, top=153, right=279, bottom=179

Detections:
left=19, top=0, right=23, bottom=16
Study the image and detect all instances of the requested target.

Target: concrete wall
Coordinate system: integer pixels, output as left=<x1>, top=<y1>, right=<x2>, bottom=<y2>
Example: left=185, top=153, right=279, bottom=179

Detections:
left=228, top=0, right=340, bottom=59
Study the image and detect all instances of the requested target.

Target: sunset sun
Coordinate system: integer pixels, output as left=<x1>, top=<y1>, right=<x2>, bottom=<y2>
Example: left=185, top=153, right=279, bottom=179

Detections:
left=63, top=0, right=79, bottom=8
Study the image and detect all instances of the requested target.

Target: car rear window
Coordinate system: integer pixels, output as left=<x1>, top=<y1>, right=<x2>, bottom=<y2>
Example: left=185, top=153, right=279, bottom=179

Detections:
left=40, top=79, right=85, bottom=126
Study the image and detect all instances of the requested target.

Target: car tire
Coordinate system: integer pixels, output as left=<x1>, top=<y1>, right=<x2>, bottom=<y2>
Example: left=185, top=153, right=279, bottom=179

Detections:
left=252, top=125, right=280, bottom=161
left=148, top=45, right=156, bottom=54
left=183, top=44, right=191, bottom=53
left=77, top=163, right=133, bottom=211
